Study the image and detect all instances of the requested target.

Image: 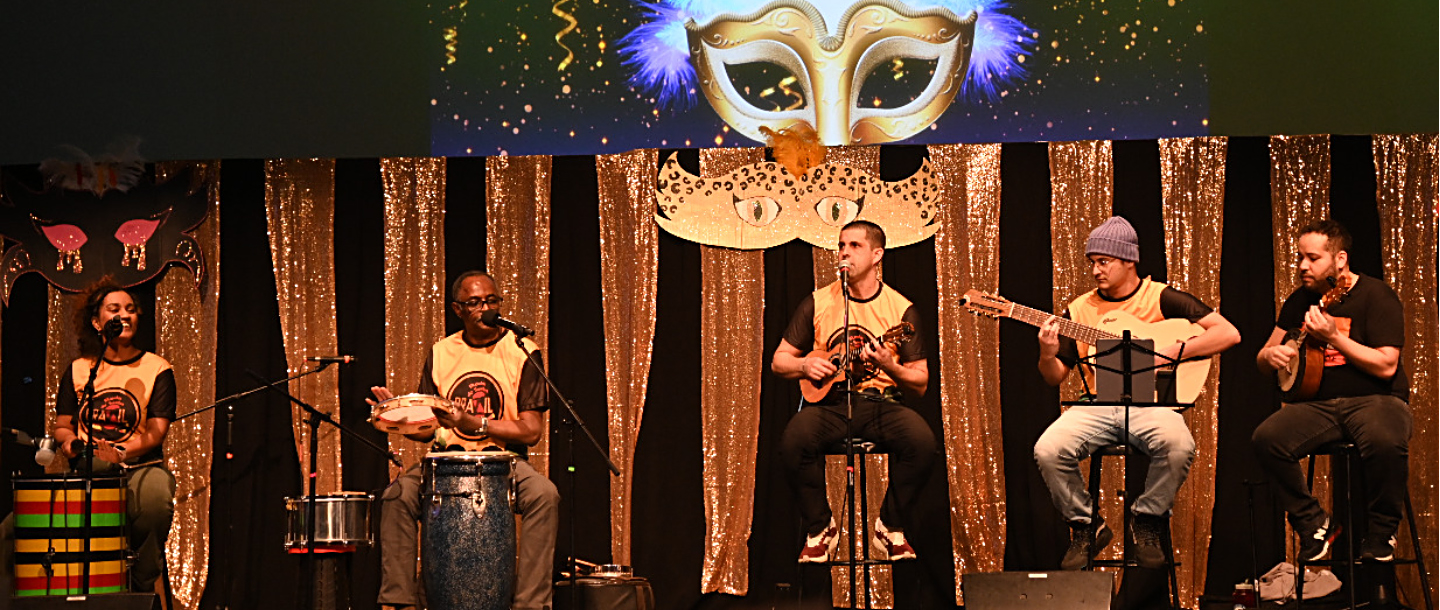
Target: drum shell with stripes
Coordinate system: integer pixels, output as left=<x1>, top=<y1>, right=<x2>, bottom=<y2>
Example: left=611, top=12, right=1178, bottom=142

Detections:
left=12, top=475, right=128, bottom=596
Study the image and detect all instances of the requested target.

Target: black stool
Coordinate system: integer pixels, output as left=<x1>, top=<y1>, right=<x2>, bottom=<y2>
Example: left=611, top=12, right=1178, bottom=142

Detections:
left=818, top=438, right=895, bottom=609
left=1085, top=443, right=1183, bottom=610
left=1296, top=440, right=1433, bottom=610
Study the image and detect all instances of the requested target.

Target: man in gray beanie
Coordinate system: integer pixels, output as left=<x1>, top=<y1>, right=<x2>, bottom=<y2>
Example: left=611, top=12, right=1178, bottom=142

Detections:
left=1034, top=215, right=1240, bottom=570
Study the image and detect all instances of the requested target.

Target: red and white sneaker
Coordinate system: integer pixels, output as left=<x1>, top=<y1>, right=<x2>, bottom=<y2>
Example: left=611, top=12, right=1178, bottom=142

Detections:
left=798, top=520, right=840, bottom=563
left=873, top=519, right=917, bottom=561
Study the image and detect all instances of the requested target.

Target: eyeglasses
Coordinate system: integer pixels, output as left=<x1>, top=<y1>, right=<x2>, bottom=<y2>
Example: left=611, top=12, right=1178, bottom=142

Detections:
left=1087, top=257, right=1118, bottom=269
left=454, top=296, right=504, bottom=310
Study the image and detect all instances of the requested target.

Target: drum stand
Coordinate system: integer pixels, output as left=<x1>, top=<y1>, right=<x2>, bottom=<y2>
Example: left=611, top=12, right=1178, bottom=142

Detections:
left=177, top=362, right=401, bottom=610
left=512, top=330, right=619, bottom=610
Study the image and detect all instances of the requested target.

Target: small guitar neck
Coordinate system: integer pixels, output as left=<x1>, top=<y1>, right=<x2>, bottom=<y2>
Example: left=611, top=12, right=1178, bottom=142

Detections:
left=1005, top=302, right=1120, bottom=345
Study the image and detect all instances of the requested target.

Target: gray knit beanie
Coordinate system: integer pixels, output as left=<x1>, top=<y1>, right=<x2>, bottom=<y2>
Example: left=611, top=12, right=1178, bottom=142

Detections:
left=1086, top=216, right=1139, bottom=261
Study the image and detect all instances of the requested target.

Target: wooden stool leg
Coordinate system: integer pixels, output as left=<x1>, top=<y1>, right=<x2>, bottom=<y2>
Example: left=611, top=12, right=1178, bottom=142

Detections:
left=1404, top=489, right=1435, bottom=610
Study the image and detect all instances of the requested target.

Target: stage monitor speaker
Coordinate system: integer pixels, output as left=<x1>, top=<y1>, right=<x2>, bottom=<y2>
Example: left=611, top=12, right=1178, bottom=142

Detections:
left=962, top=571, right=1112, bottom=610
left=12, top=593, right=160, bottom=610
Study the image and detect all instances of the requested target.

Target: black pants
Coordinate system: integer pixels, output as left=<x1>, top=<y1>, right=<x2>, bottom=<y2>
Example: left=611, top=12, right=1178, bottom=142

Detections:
left=779, top=400, right=936, bottom=536
left=1251, top=394, right=1412, bottom=537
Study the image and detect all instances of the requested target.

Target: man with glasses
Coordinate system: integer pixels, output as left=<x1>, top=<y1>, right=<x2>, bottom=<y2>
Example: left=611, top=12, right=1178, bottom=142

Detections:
left=1033, top=216, right=1239, bottom=570
left=370, top=270, right=559, bottom=610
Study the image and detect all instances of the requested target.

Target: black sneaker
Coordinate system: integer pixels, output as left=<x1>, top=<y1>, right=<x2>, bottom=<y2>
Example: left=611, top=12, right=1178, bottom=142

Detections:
left=1131, top=514, right=1168, bottom=569
left=1061, top=517, right=1114, bottom=570
left=1360, top=535, right=1396, bottom=562
left=1299, top=517, right=1339, bottom=562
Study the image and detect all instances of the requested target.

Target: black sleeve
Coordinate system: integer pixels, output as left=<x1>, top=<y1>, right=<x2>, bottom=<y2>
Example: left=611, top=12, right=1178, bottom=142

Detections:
left=1365, top=282, right=1406, bottom=349
left=148, top=368, right=177, bottom=420
left=1158, top=287, right=1213, bottom=323
left=896, top=305, right=927, bottom=362
left=518, top=351, right=549, bottom=412
left=1056, top=310, right=1080, bottom=366
left=55, top=368, right=78, bottom=417
left=781, top=294, right=816, bottom=350
left=416, top=352, right=438, bottom=395
left=1275, top=288, right=1315, bottom=331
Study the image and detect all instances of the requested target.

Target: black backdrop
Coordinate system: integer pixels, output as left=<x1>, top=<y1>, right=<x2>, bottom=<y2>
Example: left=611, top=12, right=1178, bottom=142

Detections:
left=0, top=135, right=1407, bottom=609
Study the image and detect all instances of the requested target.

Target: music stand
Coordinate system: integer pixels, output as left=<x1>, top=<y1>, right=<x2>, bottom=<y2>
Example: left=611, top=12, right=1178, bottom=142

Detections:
left=1062, top=330, right=1196, bottom=609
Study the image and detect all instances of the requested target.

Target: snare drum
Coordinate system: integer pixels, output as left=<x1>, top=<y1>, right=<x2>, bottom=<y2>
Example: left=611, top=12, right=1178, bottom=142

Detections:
left=370, top=393, right=452, bottom=435
left=283, top=491, right=373, bottom=552
left=12, top=475, right=128, bottom=596
left=422, top=451, right=517, bottom=610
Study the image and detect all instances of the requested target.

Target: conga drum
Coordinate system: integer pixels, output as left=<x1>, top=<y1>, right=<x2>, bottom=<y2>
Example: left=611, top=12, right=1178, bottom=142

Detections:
left=12, top=475, right=128, bottom=596
left=421, top=451, right=517, bottom=610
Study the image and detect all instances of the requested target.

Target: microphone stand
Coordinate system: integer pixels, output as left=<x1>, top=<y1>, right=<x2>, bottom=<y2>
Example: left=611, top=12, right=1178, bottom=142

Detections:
left=76, top=325, right=119, bottom=596
left=242, top=369, right=401, bottom=610
left=174, top=362, right=381, bottom=610
left=511, top=330, right=618, bottom=610
left=838, top=265, right=869, bottom=609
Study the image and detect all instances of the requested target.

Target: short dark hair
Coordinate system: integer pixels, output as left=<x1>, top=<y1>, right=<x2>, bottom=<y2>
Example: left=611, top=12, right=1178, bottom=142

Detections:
left=74, top=279, right=138, bottom=357
left=1299, top=219, right=1352, bottom=255
left=841, top=220, right=886, bottom=249
left=450, top=270, right=496, bottom=302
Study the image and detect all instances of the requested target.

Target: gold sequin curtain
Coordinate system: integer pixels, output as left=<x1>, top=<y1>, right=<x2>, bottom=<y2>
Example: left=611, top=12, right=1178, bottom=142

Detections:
left=814, top=145, right=892, bottom=608
left=153, top=161, right=220, bottom=610
left=1159, top=137, right=1227, bottom=609
left=380, top=158, right=448, bottom=474
left=486, top=155, right=553, bottom=476
left=45, top=288, right=81, bottom=448
left=697, top=147, right=766, bottom=596
left=1269, top=135, right=1332, bottom=313
left=264, top=159, right=343, bottom=494
left=928, top=143, right=1005, bottom=606
left=1373, top=133, right=1438, bottom=605
left=1269, top=134, right=1333, bottom=550
left=1047, top=140, right=1122, bottom=563
left=595, top=149, right=659, bottom=565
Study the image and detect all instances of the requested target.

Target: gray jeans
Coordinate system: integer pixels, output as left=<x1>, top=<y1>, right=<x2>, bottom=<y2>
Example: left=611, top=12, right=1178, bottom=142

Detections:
left=378, top=458, right=559, bottom=610
left=1033, top=405, right=1196, bottom=523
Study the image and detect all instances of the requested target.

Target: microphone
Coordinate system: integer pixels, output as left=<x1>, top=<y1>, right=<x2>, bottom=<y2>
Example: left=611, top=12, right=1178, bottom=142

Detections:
left=305, top=355, right=356, bottom=365
left=480, top=309, right=535, bottom=338
left=34, top=436, right=56, bottom=466
left=102, top=316, right=124, bottom=340
left=838, top=260, right=853, bottom=280
left=6, top=427, right=36, bottom=447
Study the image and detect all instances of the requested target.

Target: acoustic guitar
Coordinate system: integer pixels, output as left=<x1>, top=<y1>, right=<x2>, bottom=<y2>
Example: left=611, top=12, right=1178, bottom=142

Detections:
left=1276, top=275, right=1351, bottom=401
left=798, top=322, right=915, bottom=403
left=959, top=289, right=1212, bottom=403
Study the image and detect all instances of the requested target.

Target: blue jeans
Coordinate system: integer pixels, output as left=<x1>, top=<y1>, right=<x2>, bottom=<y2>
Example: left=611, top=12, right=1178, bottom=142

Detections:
left=1033, top=405, right=1196, bottom=523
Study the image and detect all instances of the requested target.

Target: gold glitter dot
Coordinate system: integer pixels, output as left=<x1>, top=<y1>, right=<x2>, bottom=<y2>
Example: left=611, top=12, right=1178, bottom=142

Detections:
left=525, top=104, right=533, bottom=112
left=520, top=33, right=527, bottom=41
left=1017, top=54, right=1026, bottom=63
left=714, top=135, right=724, bottom=146
left=598, top=40, right=607, bottom=51
left=602, top=137, right=609, bottom=144
left=1051, top=40, right=1059, bottom=48
left=1094, top=76, right=1101, bottom=82
left=563, top=84, right=572, bottom=94
left=430, top=99, right=438, bottom=106
left=1202, top=118, right=1209, bottom=126
left=1196, top=24, right=1204, bottom=32
left=466, top=147, right=473, bottom=153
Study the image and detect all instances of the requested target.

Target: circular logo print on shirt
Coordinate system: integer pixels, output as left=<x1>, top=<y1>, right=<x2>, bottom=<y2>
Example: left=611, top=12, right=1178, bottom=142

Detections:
left=447, top=372, right=507, bottom=441
left=80, top=388, right=141, bottom=443
left=826, top=325, right=881, bottom=384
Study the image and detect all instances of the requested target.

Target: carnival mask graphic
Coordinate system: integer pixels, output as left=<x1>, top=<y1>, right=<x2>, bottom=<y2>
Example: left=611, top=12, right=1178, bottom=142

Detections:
left=654, top=152, right=940, bottom=249
left=619, top=0, right=1034, bottom=146
left=0, top=167, right=209, bottom=304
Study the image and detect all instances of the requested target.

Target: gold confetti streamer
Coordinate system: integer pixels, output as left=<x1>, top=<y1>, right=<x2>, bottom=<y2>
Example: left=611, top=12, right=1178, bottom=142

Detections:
left=891, top=57, right=905, bottom=80
left=553, top=0, right=578, bottom=71
left=443, top=26, right=458, bottom=65
left=759, top=76, right=803, bottom=111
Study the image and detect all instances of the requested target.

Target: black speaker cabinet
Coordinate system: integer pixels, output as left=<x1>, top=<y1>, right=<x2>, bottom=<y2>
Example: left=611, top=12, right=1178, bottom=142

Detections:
left=963, top=571, right=1113, bottom=610
left=12, top=593, right=160, bottom=610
